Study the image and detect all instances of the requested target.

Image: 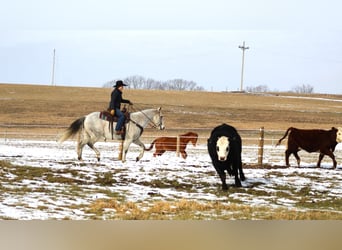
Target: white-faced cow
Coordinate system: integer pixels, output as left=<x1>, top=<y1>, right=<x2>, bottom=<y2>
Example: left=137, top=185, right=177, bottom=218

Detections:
left=207, top=123, right=245, bottom=190
left=276, top=127, right=342, bottom=168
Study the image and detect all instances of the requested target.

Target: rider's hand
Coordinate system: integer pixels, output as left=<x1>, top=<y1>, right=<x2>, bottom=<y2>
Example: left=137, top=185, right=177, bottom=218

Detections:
left=110, top=109, right=115, bottom=116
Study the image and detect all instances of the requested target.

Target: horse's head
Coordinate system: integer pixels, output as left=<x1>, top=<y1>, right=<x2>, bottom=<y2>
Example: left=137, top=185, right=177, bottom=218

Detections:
left=184, top=132, right=198, bottom=146
left=152, top=107, right=165, bottom=130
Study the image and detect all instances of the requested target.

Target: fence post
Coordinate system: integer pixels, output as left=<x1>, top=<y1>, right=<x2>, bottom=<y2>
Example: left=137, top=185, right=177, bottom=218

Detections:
left=258, top=127, right=264, bottom=166
left=118, top=140, right=123, bottom=160
left=176, top=135, right=180, bottom=157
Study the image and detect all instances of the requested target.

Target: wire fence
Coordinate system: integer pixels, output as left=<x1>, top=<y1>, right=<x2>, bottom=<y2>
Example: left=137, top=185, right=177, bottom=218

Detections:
left=0, top=124, right=286, bottom=165
left=2, top=124, right=342, bottom=167
left=0, top=123, right=283, bottom=144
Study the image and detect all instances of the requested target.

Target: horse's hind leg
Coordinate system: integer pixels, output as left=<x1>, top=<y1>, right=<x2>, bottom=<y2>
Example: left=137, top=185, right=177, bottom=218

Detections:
left=87, top=142, right=100, bottom=161
left=154, top=150, right=165, bottom=157
left=77, top=140, right=86, bottom=160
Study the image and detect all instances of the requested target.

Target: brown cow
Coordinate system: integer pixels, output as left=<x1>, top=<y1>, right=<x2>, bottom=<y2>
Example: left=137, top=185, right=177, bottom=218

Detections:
left=276, top=127, right=342, bottom=168
left=145, top=132, right=198, bottom=159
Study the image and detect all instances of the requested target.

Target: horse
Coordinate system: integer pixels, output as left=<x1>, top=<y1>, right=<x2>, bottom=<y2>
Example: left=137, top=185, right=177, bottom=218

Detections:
left=145, top=132, right=198, bottom=159
left=58, top=107, right=165, bottom=162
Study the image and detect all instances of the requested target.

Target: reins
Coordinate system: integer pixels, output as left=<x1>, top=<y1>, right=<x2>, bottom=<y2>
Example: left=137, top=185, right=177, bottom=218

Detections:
left=129, top=104, right=162, bottom=129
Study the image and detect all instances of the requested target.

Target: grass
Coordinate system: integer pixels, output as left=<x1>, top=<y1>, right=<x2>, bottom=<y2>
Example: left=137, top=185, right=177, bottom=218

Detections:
left=1, top=84, right=342, bottom=140
left=1, top=83, right=342, bottom=219
left=87, top=198, right=342, bottom=220
left=1, top=159, right=342, bottom=219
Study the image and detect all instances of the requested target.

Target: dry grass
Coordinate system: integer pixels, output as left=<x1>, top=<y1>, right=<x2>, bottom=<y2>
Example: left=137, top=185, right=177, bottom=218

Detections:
left=87, top=198, right=342, bottom=220
left=1, top=83, right=341, bottom=136
left=1, top=83, right=342, bottom=220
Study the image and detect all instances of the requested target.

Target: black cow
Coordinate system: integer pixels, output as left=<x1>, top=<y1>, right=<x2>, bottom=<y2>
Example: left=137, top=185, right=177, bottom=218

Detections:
left=207, top=123, right=245, bottom=190
left=276, top=127, right=342, bottom=168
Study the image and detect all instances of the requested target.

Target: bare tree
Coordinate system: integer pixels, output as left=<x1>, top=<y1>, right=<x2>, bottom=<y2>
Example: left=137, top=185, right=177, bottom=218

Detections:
left=124, top=75, right=145, bottom=89
left=246, top=85, right=269, bottom=93
left=292, top=84, right=314, bottom=94
left=103, top=75, right=205, bottom=91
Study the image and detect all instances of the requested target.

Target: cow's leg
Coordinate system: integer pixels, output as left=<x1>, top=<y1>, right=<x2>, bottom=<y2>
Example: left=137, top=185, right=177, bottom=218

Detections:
left=238, top=161, right=245, bottom=181
left=293, top=151, right=301, bottom=167
left=232, top=165, right=242, bottom=187
left=317, top=153, right=325, bottom=168
left=320, top=150, right=337, bottom=169
left=216, top=168, right=228, bottom=190
left=285, top=149, right=291, bottom=166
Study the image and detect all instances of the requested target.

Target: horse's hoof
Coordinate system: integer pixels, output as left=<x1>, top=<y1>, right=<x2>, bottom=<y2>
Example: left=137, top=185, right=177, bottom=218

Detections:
left=136, top=157, right=140, bottom=162
left=97, top=157, right=100, bottom=162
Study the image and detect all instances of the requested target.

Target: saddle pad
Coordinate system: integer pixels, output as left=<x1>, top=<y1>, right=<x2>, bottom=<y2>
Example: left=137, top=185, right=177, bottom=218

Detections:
left=99, top=111, right=115, bottom=122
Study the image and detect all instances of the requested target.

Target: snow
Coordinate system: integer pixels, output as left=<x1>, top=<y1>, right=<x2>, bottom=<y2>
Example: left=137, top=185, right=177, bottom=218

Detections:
left=0, top=138, right=341, bottom=219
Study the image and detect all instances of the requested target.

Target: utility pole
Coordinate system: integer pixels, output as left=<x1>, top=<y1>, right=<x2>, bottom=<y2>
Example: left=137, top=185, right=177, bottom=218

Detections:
left=238, top=41, right=249, bottom=92
left=51, top=48, right=56, bottom=86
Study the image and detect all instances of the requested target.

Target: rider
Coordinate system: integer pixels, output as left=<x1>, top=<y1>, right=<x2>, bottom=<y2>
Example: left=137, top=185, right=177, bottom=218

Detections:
left=108, top=80, right=133, bottom=135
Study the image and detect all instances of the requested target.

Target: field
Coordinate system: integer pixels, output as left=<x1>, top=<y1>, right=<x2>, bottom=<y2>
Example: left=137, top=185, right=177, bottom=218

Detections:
left=0, top=83, right=342, bottom=219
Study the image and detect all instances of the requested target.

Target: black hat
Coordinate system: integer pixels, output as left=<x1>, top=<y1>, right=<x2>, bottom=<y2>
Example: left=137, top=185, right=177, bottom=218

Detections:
left=113, top=80, right=127, bottom=88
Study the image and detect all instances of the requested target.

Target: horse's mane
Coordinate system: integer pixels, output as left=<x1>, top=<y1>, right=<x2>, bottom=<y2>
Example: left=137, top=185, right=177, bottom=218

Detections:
left=180, top=132, right=198, bottom=138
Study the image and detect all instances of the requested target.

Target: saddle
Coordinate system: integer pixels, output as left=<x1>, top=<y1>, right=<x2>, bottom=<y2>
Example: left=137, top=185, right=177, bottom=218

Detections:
left=99, top=107, right=130, bottom=139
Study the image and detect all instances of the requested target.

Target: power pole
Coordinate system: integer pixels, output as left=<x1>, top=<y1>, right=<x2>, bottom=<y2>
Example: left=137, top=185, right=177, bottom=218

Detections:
left=51, top=48, right=56, bottom=86
left=238, top=41, right=249, bottom=92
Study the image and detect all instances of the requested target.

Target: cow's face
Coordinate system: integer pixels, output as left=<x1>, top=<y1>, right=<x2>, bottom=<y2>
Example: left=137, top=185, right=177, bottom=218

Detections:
left=216, top=136, right=229, bottom=161
left=337, top=127, right=342, bottom=143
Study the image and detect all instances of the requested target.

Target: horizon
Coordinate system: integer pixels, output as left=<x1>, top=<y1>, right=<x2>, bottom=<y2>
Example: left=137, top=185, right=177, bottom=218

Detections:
left=1, top=1, right=342, bottom=94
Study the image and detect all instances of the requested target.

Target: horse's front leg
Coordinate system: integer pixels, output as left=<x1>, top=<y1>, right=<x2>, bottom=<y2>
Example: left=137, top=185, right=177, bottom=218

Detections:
left=121, top=139, right=132, bottom=163
left=133, top=138, right=145, bottom=162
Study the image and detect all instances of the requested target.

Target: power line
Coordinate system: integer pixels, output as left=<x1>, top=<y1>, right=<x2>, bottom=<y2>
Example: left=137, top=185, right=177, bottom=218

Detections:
left=238, top=41, right=249, bottom=92
left=51, top=48, right=56, bottom=86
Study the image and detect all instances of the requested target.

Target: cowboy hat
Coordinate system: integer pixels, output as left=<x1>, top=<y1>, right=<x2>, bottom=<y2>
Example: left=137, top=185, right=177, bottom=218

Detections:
left=113, top=80, right=127, bottom=88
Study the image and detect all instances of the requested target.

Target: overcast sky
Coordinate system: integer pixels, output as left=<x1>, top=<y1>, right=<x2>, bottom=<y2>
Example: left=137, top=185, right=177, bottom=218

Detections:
left=1, top=0, right=342, bottom=93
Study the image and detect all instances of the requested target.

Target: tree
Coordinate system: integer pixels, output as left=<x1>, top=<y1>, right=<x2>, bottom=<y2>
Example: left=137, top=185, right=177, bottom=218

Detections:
left=292, top=84, right=314, bottom=94
left=245, top=85, right=269, bottom=93
left=103, top=75, right=204, bottom=91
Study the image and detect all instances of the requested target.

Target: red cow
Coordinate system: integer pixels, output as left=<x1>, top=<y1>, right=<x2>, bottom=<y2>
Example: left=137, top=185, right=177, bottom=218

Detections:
left=276, top=127, right=342, bottom=168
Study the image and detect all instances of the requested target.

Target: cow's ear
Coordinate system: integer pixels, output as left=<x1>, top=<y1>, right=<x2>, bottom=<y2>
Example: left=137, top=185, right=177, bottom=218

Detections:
left=332, top=127, right=337, bottom=131
left=229, top=136, right=236, bottom=141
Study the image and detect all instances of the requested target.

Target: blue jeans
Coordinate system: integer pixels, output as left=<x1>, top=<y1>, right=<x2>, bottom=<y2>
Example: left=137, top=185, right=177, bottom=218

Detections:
left=115, top=108, right=125, bottom=131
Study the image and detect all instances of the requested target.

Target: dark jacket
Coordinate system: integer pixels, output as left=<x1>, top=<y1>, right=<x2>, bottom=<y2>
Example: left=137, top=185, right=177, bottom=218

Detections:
left=109, top=88, right=130, bottom=110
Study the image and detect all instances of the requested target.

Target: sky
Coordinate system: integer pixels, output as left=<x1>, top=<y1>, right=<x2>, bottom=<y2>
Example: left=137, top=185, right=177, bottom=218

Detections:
left=0, top=0, right=342, bottom=93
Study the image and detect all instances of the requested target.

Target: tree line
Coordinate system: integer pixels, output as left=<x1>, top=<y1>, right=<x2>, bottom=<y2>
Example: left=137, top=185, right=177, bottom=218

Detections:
left=246, top=83, right=315, bottom=94
left=103, top=75, right=315, bottom=94
left=103, top=75, right=205, bottom=91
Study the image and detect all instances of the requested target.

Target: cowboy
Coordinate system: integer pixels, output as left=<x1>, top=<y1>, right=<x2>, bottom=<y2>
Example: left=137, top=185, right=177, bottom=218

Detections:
left=108, top=80, right=132, bottom=135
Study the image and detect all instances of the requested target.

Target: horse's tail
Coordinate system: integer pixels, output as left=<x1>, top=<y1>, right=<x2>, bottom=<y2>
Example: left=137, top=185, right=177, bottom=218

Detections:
left=275, top=127, right=293, bottom=147
left=58, top=117, right=85, bottom=143
left=145, top=139, right=156, bottom=151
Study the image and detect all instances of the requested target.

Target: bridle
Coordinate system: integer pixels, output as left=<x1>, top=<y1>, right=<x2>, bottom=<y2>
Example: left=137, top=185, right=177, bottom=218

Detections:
left=129, top=106, right=164, bottom=133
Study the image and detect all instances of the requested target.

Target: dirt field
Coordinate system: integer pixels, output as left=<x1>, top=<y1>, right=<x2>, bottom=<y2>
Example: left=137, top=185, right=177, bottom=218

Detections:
left=1, top=83, right=341, bottom=139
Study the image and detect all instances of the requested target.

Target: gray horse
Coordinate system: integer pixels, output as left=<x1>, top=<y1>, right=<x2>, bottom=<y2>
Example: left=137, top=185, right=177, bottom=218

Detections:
left=58, top=107, right=165, bottom=162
